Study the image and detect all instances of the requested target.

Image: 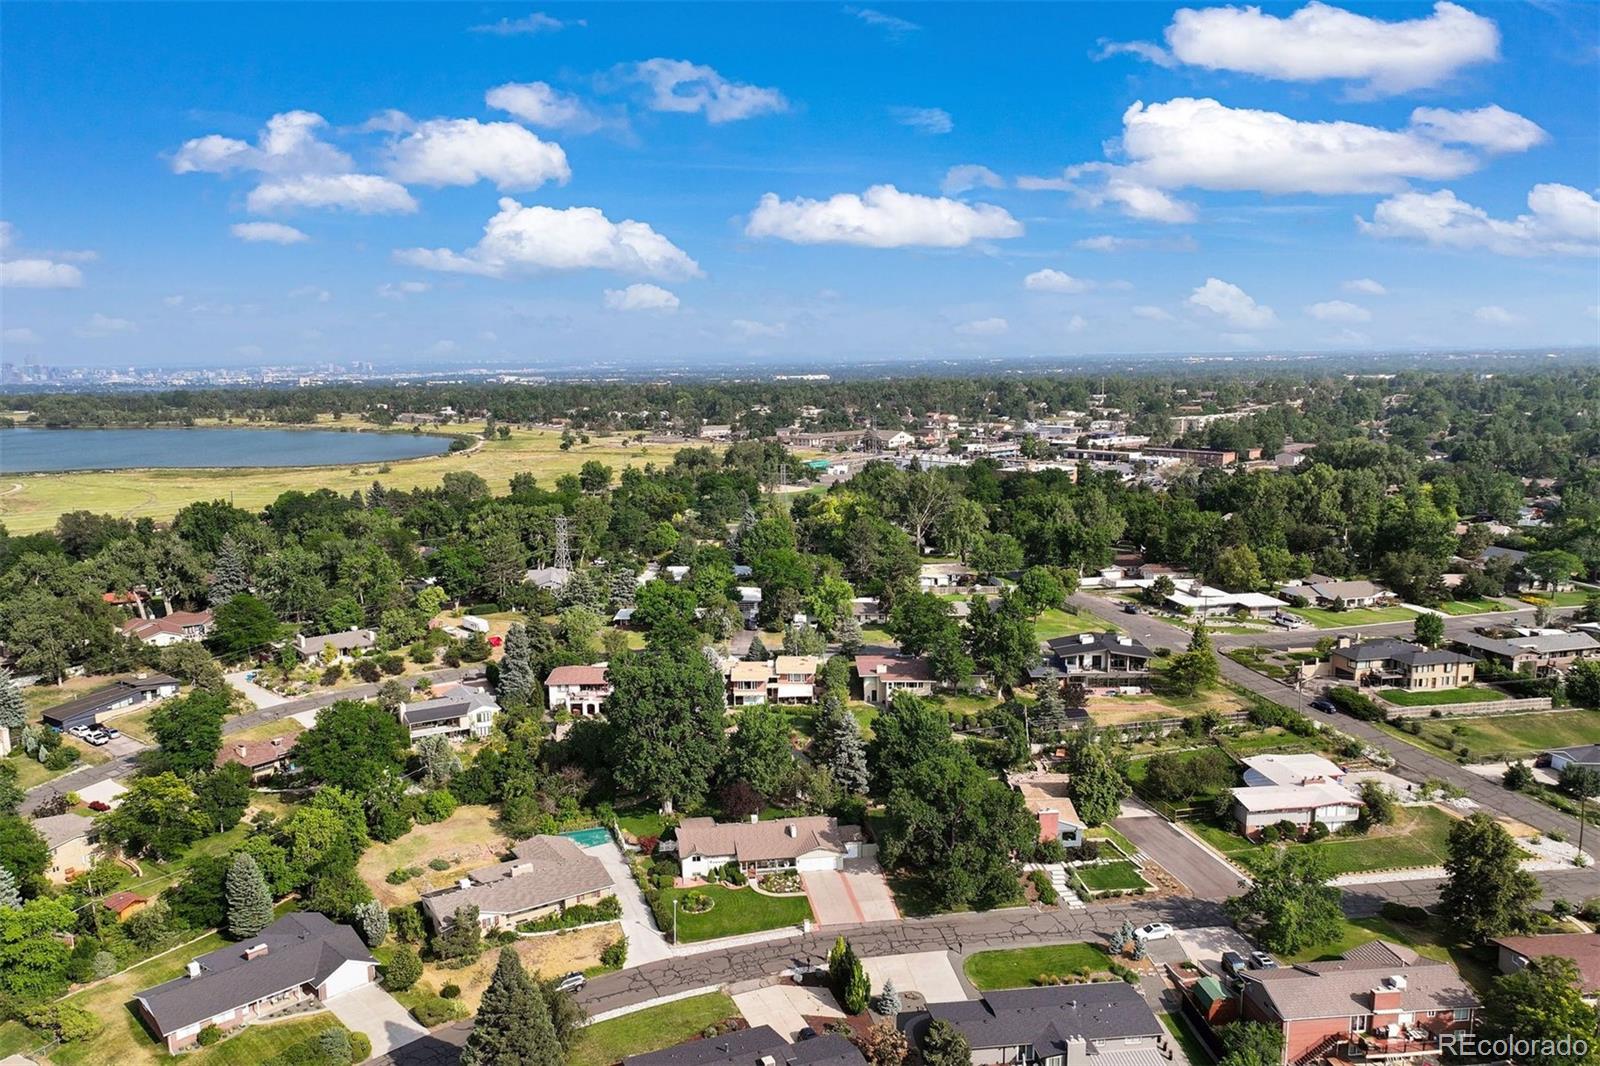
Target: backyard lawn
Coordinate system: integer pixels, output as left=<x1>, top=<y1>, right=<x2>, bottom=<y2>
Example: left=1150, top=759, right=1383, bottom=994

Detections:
left=4, top=738, right=111, bottom=791
left=1035, top=609, right=1118, bottom=640
left=964, top=943, right=1112, bottom=990
left=660, top=884, right=813, bottom=942
left=1286, top=605, right=1418, bottom=628
left=1073, top=860, right=1149, bottom=893
left=356, top=804, right=510, bottom=907
left=1088, top=683, right=1247, bottom=726
left=1379, top=686, right=1505, bottom=707
left=1283, top=914, right=1496, bottom=993
left=570, top=992, right=740, bottom=1066
left=1185, top=805, right=1462, bottom=877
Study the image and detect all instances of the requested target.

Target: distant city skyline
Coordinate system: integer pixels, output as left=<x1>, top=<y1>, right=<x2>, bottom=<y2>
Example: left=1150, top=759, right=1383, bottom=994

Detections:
left=2, top=2, right=1597, bottom=368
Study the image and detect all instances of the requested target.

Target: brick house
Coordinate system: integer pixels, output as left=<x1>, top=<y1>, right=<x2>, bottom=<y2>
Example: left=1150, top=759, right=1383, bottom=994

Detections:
left=1330, top=639, right=1476, bottom=691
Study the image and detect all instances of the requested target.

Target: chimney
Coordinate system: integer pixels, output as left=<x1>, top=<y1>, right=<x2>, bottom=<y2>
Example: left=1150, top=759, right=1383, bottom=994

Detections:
left=458, top=878, right=472, bottom=890
left=234, top=744, right=248, bottom=758
left=243, top=943, right=269, bottom=961
left=749, top=813, right=760, bottom=823
left=186, top=961, right=202, bottom=979
left=785, top=824, right=798, bottom=838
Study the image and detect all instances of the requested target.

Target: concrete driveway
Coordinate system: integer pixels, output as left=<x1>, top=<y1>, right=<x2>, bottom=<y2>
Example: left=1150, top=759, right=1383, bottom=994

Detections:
left=863, top=951, right=966, bottom=1003
left=325, top=984, right=428, bottom=1058
left=226, top=670, right=289, bottom=710
left=733, top=984, right=843, bottom=1040
left=1174, top=926, right=1256, bottom=979
left=1111, top=813, right=1247, bottom=901
left=585, top=841, right=673, bottom=965
left=803, top=861, right=898, bottom=927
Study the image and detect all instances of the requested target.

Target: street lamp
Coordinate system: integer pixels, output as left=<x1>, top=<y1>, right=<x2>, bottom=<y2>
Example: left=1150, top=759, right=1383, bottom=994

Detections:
left=673, top=896, right=679, bottom=946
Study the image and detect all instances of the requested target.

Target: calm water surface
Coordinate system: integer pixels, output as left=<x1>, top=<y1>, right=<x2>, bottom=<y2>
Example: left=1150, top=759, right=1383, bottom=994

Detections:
left=0, top=427, right=452, bottom=474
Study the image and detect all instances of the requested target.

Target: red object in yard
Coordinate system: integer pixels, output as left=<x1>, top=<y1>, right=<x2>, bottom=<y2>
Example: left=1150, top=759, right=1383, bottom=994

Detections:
left=489, top=635, right=503, bottom=647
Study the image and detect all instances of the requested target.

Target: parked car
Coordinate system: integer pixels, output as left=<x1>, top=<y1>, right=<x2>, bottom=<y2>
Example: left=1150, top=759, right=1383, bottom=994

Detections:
left=1310, top=698, right=1335, bottom=713
left=1122, top=603, right=1141, bottom=614
left=1221, top=950, right=1248, bottom=978
left=554, top=972, right=586, bottom=993
left=101, top=726, right=121, bottom=740
left=83, top=731, right=110, bottom=746
left=67, top=725, right=93, bottom=738
left=1135, top=923, right=1176, bottom=942
left=1249, top=951, right=1279, bottom=970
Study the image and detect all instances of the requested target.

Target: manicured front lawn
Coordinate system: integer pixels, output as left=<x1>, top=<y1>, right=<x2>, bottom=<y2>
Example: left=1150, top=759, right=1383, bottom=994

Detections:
left=1036, top=608, right=1117, bottom=640
left=1161, top=1012, right=1215, bottom=1065
left=570, top=992, right=740, bottom=1066
left=964, top=943, right=1112, bottom=990
left=0, top=1020, right=40, bottom=1058
left=1183, top=805, right=1461, bottom=877
left=1521, top=588, right=1596, bottom=608
left=1433, top=598, right=1508, bottom=615
left=1286, top=605, right=1418, bottom=628
left=191, top=1016, right=352, bottom=1066
left=660, top=884, right=813, bottom=942
left=1074, top=860, right=1149, bottom=892
left=5, top=739, right=112, bottom=791
left=1377, top=708, right=1600, bottom=760
left=1379, top=686, right=1505, bottom=707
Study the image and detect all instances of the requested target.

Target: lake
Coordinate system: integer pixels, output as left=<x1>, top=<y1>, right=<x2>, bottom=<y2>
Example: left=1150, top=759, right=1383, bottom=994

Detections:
left=0, top=427, right=453, bottom=474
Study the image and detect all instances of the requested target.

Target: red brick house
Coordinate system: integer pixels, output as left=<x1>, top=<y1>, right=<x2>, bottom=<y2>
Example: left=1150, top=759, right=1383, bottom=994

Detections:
left=1237, top=941, right=1479, bottom=1065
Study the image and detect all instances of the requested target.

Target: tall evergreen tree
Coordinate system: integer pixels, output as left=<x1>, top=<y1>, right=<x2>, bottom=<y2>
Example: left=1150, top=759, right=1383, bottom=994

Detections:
left=0, top=867, right=20, bottom=910
left=834, top=613, right=864, bottom=656
left=225, top=852, right=273, bottom=939
left=812, top=694, right=869, bottom=794
left=461, top=948, right=562, bottom=1066
left=209, top=533, right=251, bottom=606
left=498, top=624, right=538, bottom=707
left=0, top=669, right=23, bottom=755
left=921, top=1018, right=973, bottom=1066
left=743, top=635, right=770, bottom=661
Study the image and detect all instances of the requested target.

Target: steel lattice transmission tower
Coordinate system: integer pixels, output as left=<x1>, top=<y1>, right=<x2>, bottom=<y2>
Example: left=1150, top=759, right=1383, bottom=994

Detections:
left=553, top=514, right=572, bottom=570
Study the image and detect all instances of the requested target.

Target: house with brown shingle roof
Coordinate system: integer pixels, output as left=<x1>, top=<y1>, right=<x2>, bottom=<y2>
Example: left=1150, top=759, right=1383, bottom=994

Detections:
left=121, top=610, right=214, bottom=646
left=1238, top=941, right=1479, bottom=1065
left=216, top=733, right=299, bottom=781
left=675, top=815, right=867, bottom=880
left=1493, top=933, right=1600, bottom=1000
left=419, top=835, right=612, bottom=932
left=545, top=664, right=611, bottom=717
left=854, top=654, right=935, bottom=705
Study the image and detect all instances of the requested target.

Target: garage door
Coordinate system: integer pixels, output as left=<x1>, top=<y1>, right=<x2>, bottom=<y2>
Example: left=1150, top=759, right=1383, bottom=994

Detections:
left=318, top=960, right=373, bottom=999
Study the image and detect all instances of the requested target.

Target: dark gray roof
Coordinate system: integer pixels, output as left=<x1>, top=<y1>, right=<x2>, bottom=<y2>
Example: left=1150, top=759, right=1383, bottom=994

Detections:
left=1045, top=631, right=1153, bottom=661
left=1551, top=744, right=1600, bottom=766
left=135, top=913, right=373, bottom=1036
left=900, top=982, right=1162, bottom=1055
left=399, top=687, right=497, bottom=727
left=626, top=1026, right=865, bottom=1066
left=1339, top=639, right=1473, bottom=667
left=42, top=674, right=181, bottom=727
left=1481, top=546, right=1529, bottom=565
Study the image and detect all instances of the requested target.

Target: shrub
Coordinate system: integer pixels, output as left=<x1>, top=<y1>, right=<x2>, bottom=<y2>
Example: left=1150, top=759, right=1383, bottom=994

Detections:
left=411, top=996, right=468, bottom=1027
left=44, top=746, right=80, bottom=771
left=440, top=982, right=461, bottom=999
left=354, top=660, right=381, bottom=683
left=1305, top=821, right=1330, bottom=841
left=387, top=866, right=422, bottom=885
left=1259, top=824, right=1281, bottom=844
left=602, top=936, right=629, bottom=968
left=379, top=654, right=405, bottom=676
left=383, top=945, right=423, bottom=992
left=1326, top=686, right=1385, bottom=722
left=349, top=1033, right=372, bottom=1064
left=1379, top=901, right=1430, bottom=925
left=1028, top=869, right=1059, bottom=906
left=198, top=1025, right=224, bottom=1047
left=427, top=857, right=452, bottom=871
left=389, top=904, right=425, bottom=943
left=314, top=1027, right=352, bottom=1066
left=320, top=664, right=344, bottom=686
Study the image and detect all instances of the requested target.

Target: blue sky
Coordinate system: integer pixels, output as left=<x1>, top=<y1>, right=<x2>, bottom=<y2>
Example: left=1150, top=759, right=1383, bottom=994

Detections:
left=2, top=1, right=1597, bottom=368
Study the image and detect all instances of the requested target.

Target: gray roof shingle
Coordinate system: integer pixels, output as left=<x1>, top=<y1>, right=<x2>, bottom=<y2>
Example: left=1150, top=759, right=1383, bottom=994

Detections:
left=900, top=982, right=1162, bottom=1055
left=419, top=835, right=611, bottom=927
left=625, top=1026, right=865, bottom=1066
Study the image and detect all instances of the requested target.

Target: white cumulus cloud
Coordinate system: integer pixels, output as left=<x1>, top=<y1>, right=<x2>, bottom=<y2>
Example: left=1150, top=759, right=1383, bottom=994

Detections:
left=247, top=174, right=417, bottom=214
left=941, top=165, right=1004, bottom=196
left=1359, top=183, right=1600, bottom=257
left=1102, top=1, right=1500, bottom=96
left=1023, top=269, right=1093, bottom=294
left=0, top=222, right=87, bottom=288
left=630, top=59, right=787, bottom=123
left=1474, top=304, right=1516, bottom=325
left=1187, top=277, right=1277, bottom=328
left=397, top=197, right=702, bottom=279
left=1133, top=305, right=1174, bottom=322
left=1409, top=105, right=1546, bottom=153
left=486, top=82, right=603, bottom=132
left=605, top=283, right=680, bottom=312
left=384, top=117, right=569, bottom=190
left=955, top=317, right=1009, bottom=336
left=745, top=184, right=1022, bottom=248
left=172, top=111, right=352, bottom=175
left=1343, top=278, right=1387, bottom=295
left=231, top=221, right=310, bottom=244
left=1306, top=299, right=1371, bottom=323
left=469, top=11, right=579, bottom=35
left=891, top=107, right=952, bottom=134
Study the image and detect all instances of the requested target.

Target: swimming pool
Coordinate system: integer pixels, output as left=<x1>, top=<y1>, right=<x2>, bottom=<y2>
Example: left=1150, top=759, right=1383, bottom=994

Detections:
left=560, top=826, right=612, bottom=847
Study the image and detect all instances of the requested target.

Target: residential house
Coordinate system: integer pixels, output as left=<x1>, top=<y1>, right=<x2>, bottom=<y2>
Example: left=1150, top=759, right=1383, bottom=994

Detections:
left=1237, top=940, right=1480, bottom=1065
left=397, top=683, right=499, bottom=741
left=1330, top=639, right=1476, bottom=691
left=1230, top=753, right=1361, bottom=837
left=1452, top=630, right=1600, bottom=675
left=1142, top=579, right=1286, bottom=619
left=545, top=664, right=611, bottom=717
left=120, top=609, right=214, bottom=646
left=419, top=835, right=611, bottom=932
left=1034, top=631, right=1153, bottom=692
left=35, top=812, right=96, bottom=884
left=292, top=628, right=377, bottom=662
left=1545, top=744, right=1600, bottom=774
left=851, top=596, right=885, bottom=624
left=42, top=673, right=180, bottom=731
left=102, top=891, right=150, bottom=922
left=524, top=566, right=574, bottom=592
left=1007, top=772, right=1085, bottom=847
left=134, top=913, right=376, bottom=1052
left=728, top=661, right=771, bottom=707
left=883, top=431, right=916, bottom=450
left=624, top=1025, right=865, bottom=1066
left=919, top=562, right=976, bottom=590
left=1278, top=579, right=1393, bottom=609
left=675, top=815, right=868, bottom=879
left=1492, top=933, right=1600, bottom=1000
left=769, top=656, right=819, bottom=703
left=855, top=654, right=936, bottom=705
left=699, top=424, right=733, bottom=441
left=899, top=982, right=1165, bottom=1066
left=1241, top=754, right=1348, bottom=789
left=736, top=586, right=763, bottom=624
left=216, top=734, right=298, bottom=781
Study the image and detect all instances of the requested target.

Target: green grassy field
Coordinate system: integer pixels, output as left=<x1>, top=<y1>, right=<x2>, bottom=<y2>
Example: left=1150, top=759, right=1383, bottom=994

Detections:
left=1433, top=598, right=1510, bottom=616
left=964, top=943, right=1112, bottom=990
left=1281, top=914, right=1495, bottom=992
left=1073, top=860, right=1149, bottom=892
left=0, top=428, right=723, bottom=533
left=1520, top=588, right=1597, bottom=608
left=660, top=884, right=813, bottom=942
left=1377, top=708, right=1600, bottom=759
left=1035, top=608, right=1118, bottom=640
left=1161, top=1013, right=1216, bottom=1065
left=1286, top=605, right=1418, bottom=628
left=1185, top=805, right=1461, bottom=876
left=570, top=993, right=741, bottom=1066
left=1380, top=686, right=1505, bottom=707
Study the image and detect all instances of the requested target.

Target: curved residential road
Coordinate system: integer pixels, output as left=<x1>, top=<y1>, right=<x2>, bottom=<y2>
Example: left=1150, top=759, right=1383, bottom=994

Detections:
left=20, top=668, right=485, bottom=814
